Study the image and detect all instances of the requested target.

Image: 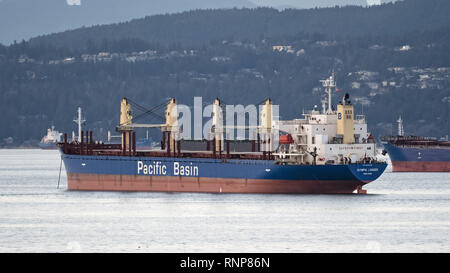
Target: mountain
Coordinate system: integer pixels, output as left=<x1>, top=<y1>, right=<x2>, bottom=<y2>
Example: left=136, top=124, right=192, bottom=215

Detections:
left=242, top=1, right=400, bottom=10
left=0, top=0, right=401, bottom=46
left=254, top=0, right=368, bottom=9
left=28, top=0, right=450, bottom=50
left=0, top=0, right=449, bottom=147
left=0, top=0, right=256, bottom=45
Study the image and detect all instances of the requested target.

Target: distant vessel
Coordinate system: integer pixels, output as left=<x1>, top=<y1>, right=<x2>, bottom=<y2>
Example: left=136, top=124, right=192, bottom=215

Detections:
left=382, top=116, right=450, bottom=172
left=40, top=107, right=85, bottom=149
left=39, top=126, right=63, bottom=149
left=57, top=74, right=387, bottom=194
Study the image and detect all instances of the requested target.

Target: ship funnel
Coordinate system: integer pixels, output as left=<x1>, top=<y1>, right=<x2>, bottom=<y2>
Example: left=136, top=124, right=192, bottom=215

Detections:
left=342, top=93, right=351, bottom=105
left=337, top=94, right=355, bottom=144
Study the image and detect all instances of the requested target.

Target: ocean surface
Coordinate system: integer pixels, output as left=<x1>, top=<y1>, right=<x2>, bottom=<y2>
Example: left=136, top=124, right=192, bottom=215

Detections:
left=0, top=149, right=449, bottom=253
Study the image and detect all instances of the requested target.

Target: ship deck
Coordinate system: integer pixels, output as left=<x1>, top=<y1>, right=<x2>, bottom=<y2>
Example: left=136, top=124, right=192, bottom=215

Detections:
left=382, top=136, right=450, bottom=148
left=58, top=142, right=275, bottom=160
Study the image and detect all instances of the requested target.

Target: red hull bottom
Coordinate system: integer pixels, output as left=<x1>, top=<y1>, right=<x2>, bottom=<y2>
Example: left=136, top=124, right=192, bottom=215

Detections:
left=392, top=161, right=450, bottom=172
left=67, top=173, right=366, bottom=194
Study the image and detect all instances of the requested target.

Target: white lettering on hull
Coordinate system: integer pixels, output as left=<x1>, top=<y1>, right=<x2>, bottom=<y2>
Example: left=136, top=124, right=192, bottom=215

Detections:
left=137, top=161, right=167, bottom=175
left=137, top=161, right=198, bottom=177
left=173, top=162, right=199, bottom=177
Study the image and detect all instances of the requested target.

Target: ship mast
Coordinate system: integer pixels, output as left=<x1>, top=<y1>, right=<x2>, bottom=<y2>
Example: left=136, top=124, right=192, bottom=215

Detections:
left=320, top=73, right=336, bottom=114
left=397, top=115, right=404, bottom=137
left=73, top=107, right=86, bottom=142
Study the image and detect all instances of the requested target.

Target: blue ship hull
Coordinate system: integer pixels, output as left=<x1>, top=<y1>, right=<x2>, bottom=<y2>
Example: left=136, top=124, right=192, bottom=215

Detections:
left=61, top=153, right=387, bottom=194
left=383, top=142, right=450, bottom=172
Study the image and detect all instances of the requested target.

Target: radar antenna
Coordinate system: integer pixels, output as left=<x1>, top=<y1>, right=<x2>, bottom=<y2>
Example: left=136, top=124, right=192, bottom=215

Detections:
left=320, top=72, right=336, bottom=114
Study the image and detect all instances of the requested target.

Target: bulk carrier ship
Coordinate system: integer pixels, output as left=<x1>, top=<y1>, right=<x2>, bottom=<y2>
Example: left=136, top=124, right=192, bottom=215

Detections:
left=58, top=74, right=387, bottom=194
left=382, top=117, right=450, bottom=172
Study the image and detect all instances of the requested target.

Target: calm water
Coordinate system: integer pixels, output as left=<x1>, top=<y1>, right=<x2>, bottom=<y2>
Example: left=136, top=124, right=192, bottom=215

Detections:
left=0, top=149, right=449, bottom=253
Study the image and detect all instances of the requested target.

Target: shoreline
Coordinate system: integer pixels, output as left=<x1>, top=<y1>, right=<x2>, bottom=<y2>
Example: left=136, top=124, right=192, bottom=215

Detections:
left=0, top=146, right=42, bottom=150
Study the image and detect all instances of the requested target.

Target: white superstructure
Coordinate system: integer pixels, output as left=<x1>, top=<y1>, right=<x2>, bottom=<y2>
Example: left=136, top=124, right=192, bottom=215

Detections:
left=274, top=74, right=378, bottom=165
left=40, top=125, right=63, bottom=144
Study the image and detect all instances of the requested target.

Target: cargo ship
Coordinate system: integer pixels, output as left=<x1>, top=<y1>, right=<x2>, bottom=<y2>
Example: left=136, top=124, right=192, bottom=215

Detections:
left=39, top=126, right=63, bottom=149
left=58, top=74, right=387, bottom=194
left=381, top=116, right=450, bottom=172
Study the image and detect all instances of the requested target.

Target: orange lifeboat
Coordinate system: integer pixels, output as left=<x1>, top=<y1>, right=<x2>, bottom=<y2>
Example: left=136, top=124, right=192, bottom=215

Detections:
left=279, top=134, right=294, bottom=144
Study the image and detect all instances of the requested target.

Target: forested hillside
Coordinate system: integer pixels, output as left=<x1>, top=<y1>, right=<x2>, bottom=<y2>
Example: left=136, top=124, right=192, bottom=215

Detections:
left=0, top=0, right=255, bottom=45
left=29, top=0, right=450, bottom=49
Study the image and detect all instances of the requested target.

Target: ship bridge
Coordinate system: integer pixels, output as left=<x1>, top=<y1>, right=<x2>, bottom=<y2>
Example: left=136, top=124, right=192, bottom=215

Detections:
left=275, top=74, right=377, bottom=166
